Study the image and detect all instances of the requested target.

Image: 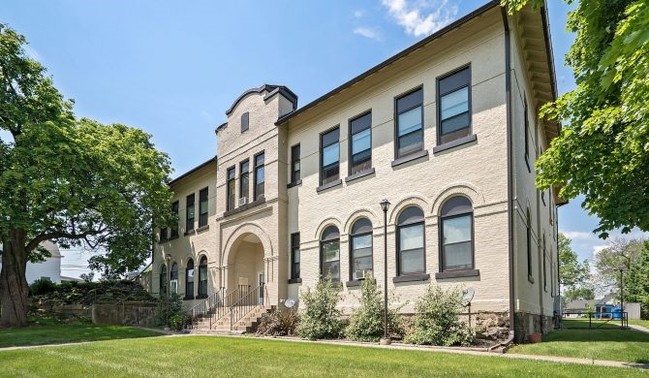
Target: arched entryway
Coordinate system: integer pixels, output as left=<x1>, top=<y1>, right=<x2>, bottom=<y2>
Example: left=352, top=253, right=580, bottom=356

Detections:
left=225, top=232, right=266, bottom=305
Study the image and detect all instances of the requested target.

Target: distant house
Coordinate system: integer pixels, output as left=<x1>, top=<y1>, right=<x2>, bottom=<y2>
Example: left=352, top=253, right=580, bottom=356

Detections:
left=0, top=240, right=62, bottom=284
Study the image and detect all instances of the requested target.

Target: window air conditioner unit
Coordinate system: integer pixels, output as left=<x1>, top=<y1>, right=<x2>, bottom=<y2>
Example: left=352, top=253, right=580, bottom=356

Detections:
left=170, top=280, right=178, bottom=294
left=239, top=197, right=248, bottom=206
left=353, top=271, right=365, bottom=280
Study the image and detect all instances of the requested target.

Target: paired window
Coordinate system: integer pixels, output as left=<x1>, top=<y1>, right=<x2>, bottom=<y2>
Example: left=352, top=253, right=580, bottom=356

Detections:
left=291, top=144, right=301, bottom=184
left=198, top=188, right=208, bottom=228
left=185, top=194, right=195, bottom=232
left=159, top=264, right=168, bottom=296
left=349, top=112, right=372, bottom=175
left=396, top=88, right=424, bottom=158
left=241, top=112, right=249, bottom=133
left=526, top=208, right=533, bottom=281
left=320, top=127, right=340, bottom=185
left=185, top=259, right=194, bottom=299
left=198, top=256, right=208, bottom=298
left=170, top=201, right=179, bottom=239
left=240, top=159, right=249, bottom=202
left=227, top=166, right=235, bottom=211
left=290, top=233, right=300, bottom=280
left=438, top=66, right=471, bottom=144
left=440, top=196, right=474, bottom=271
left=254, top=152, right=265, bottom=200
left=320, top=226, right=340, bottom=282
left=350, top=218, right=373, bottom=280
left=397, top=206, right=425, bottom=275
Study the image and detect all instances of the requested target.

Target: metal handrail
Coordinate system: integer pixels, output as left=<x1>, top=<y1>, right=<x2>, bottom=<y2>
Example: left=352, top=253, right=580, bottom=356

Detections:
left=188, top=288, right=224, bottom=322
left=210, top=285, right=249, bottom=327
left=229, top=283, right=266, bottom=330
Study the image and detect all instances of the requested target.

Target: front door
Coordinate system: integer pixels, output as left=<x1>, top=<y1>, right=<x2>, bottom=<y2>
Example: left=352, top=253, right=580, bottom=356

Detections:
left=258, top=272, right=265, bottom=304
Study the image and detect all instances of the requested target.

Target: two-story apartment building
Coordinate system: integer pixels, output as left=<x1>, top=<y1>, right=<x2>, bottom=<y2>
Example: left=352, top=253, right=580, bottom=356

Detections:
left=153, top=1, right=562, bottom=342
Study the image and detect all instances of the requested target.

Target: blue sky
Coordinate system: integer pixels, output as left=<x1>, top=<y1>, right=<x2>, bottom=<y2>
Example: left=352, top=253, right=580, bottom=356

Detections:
left=3, top=0, right=646, bottom=278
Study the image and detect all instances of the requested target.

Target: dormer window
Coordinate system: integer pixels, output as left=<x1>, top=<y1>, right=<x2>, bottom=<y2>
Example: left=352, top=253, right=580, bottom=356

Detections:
left=241, top=112, right=249, bottom=133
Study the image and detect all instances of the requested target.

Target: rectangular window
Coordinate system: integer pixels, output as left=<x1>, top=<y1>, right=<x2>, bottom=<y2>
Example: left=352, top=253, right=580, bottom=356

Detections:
left=321, top=239, right=340, bottom=282
left=170, top=201, right=179, bottom=238
left=159, top=226, right=168, bottom=242
left=527, top=208, right=533, bottom=281
left=254, top=152, right=265, bottom=200
left=198, top=187, right=208, bottom=228
left=349, top=112, right=372, bottom=175
left=241, top=112, right=249, bottom=133
left=186, top=193, right=195, bottom=232
left=398, top=223, right=425, bottom=275
left=320, top=127, right=340, bottom=185
left=227, top=166, right=236, bottom=211
left=291, top=233, right=300, bottom=280
left=441, top=215, right=473, bottom=271
left=240, top=159, right=249, bottom=202
left=524, top=96, right=530, bottom=163
left=438, top=66, right=471, bottom=144
left=291, top=144, right=301, bottom=184
left=396, top=88, right=423, bottom=158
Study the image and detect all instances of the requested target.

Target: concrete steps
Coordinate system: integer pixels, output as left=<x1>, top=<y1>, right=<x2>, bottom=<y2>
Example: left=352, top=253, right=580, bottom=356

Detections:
left=190, top=305, right=272, bottom=333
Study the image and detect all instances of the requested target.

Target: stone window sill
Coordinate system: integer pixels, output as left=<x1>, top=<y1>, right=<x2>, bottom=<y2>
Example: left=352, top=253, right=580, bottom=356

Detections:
left=223, top=197, right=266, bottom=218
left=345, top=168, right=375, bottom=183
left=435, top=269, right=480, bottom=280
left=287, top=179, right=302, bottom=189
left=391, top=150, right=429, bottom=168
left=433, top=134, right=477, bottom=154
left=184, top=229, right=195, bottom=236
left=288, top=278, right=302, bottom=284
left=196, top=225, right=209, bottom=233
left=183, top=295, right=195, bottom=301
left=316, top=179, right=342, bottom=193
left=345, top=280, right=363, bottom=288
left=393, top=273, right=430, bottom=283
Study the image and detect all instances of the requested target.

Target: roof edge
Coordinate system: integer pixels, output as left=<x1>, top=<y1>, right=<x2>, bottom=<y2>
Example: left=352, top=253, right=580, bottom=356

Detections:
left=168, top=156, right=217, bottom=187
left=225, top=84, right=298, bottom=116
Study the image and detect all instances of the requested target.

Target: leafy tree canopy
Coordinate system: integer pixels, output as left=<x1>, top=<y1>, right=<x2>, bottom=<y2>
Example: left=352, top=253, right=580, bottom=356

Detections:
left=594, top=237, right=645, bottom=293
left=0, top=23, right=173, bottom=327
left=502, top=0, right=649, bottom=237
left=558, top=233, right=591, bottom=290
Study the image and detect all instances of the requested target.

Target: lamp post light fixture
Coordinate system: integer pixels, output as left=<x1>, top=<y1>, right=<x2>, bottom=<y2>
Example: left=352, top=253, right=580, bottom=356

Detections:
left=380, top=199, right=391, bottom=345
left=619, top=265, right=626, bottom=329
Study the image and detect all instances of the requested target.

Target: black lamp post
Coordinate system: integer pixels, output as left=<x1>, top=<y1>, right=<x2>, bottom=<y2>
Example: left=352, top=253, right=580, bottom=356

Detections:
left=619, top=265, right=626, bottom=328
left=380, top=199, right=391, bottom=345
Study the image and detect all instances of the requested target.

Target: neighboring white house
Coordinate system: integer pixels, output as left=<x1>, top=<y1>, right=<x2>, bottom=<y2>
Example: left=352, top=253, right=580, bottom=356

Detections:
left=0, top=241, right=62, bottom=284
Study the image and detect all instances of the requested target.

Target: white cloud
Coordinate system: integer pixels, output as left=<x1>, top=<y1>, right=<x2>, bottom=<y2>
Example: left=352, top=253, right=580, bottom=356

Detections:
left=560, top=230, right=597, bottom=241
left=592, top=244, right=608, bottom=257
left=354, top=10, right=365, bottom=18
left=381, top=0, right=458, bottom=37
left=353, top=27, right=382, bottom=41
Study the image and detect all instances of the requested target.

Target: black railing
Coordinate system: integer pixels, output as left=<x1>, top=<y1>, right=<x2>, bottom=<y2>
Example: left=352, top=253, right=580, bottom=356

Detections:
left=561, top=311, right=629, bottom=329
left=187, top=287, right=224, bottom=325
left=230, top=283, right=266, bottom=330
left=210, top=285, right=249, bottom=327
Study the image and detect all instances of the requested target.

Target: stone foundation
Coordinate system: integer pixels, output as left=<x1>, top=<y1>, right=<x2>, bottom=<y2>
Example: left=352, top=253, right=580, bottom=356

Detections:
left=514, top=312, right=554, bottom=343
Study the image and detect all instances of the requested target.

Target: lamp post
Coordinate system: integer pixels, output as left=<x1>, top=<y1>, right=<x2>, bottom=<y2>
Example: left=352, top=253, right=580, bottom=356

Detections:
left=619, top=265, right=626, bottom=329
left=380, top=199, right=391, bottom=345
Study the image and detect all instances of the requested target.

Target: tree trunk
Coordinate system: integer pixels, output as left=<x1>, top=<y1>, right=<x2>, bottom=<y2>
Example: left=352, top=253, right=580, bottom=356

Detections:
left=0, top=229, right=29, bottom=328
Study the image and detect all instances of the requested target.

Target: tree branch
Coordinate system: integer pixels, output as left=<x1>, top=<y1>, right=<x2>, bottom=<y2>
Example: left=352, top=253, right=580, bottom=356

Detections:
left=25, top=227, right=107, bottom=253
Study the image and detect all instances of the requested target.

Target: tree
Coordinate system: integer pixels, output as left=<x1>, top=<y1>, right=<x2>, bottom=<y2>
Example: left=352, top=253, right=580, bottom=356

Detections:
left=594, top=237, right=644, bottom=294
left=625, top=241, right=649, bottom=318
left=558, top=233, right=591, bottom=291
left=0, top=24, right=173, bottom=327
left=502, top=0, right=649, bottom=237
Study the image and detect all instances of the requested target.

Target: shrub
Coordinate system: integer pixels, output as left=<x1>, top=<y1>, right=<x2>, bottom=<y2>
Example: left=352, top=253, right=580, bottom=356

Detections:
left=297, top=277, right=344, bottom=340
left=345, top=277, right=404, bottom=342
left=152, top=293, right=187, bottom=329
left=405, top=284, right=474, bottom=346
left=30, top=278, right=57, bottom=296
left=256, top=308, right=300, bottom=336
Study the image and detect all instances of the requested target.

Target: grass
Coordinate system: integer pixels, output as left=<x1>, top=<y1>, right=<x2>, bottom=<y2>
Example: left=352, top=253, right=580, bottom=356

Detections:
left=509, top=322, right=649, bottom=363
left=630, top=319, right=649, bottom=329
left=0, top=320, right=162, bottom=348
left=0, top=336, right=645, bottom=377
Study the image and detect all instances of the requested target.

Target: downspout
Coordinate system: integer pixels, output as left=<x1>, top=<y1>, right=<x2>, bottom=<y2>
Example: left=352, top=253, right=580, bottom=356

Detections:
left=501, top=6, right=516, bottom=343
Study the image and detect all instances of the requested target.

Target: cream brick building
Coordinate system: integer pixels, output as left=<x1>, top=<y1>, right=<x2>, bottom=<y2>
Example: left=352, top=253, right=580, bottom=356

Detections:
left=153, top=1, right=562, bottom=341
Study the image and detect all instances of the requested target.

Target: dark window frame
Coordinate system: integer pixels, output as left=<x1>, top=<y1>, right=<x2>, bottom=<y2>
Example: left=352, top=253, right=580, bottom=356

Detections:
left=396, top=206, right=426, bottom=276
left=526, top=207, right=534, bottom=282
left=436, top=65, right=472, bottom=146
left=290, top=233, right=300, bottom=280
left=394, top=86, right=424, bottom=160
left=349, top=218, right=373, bottom=281
left=320, top=226, right=341, bottom=282
left=170, top=262, right=178, bottom=281
left=291, top=144, right=301, bottom=184
left=348, top=111, right=372, bottom=176
left=543, top=235, right=548, bottom=292
left=439, top=196, right=475, bottom=272
left=185, top=258, right=195, bottom=299
left=170, top=201, right=179, bottom=239
left=226, top=166, right=236, bottom=211
left=185, top=193, right=195, bottom=233
left=239, top=159, right=249, bottom=203
left=198, top=256, right=208, bottom=298
left=241, top=112, right=249, bottom=133
left=254, top=151, right=265, bottom=201
left=319, top=126, right=340, bottom=186
left=524, top=95, right=530, bottom=170
left=198, top=187, right=209, bottom=228
left=159, top=264, right=168, bottom=296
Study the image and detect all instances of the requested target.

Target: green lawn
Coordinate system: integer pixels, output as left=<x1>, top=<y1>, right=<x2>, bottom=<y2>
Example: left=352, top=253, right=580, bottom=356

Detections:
left=560, top=318, right=622, bottom=329
left=0, top=322, right=162, bottom=348
left=630, top=319, right=649, bottom=329
left=0, top=336, right=645, bottom=377
left=509, top=326, right=649, bottom=363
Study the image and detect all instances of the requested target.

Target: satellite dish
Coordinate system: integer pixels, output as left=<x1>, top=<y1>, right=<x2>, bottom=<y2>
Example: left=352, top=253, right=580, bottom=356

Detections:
left=284, top=298, right=296, bottom=308
left=462, top=288, right=475, bottom=307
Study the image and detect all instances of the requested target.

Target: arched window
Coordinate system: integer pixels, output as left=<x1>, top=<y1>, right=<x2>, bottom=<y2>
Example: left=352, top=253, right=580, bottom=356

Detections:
left=159, top=264, right=168, bottom=296
left=198, top=256, right=208, bottom=298
left=350, top=218, right=373, bottom=281
left=440, top=196, right=474, bottom=271
left=170, top=262, right=178, bottom=294
left=397, top=206, right=425, bottom=275
left=185, top=259, right=195, bottom=299
left=320, top=226, right=340, bottom=282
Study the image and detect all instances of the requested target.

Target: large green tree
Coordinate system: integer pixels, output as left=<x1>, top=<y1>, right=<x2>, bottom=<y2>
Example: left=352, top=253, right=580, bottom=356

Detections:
left=0, top=24, right=173, bottom=327
left=503, top=0, right=649, bottom=236
left=594, top=237, right=644, bottom=293
left=626, top=241, right=649, bottom=318
left=558, top=233, right=593, bottom=301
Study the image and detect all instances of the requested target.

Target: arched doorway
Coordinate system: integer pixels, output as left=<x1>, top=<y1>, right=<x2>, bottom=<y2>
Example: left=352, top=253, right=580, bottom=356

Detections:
left=226, top=232, right=265, bottom=305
